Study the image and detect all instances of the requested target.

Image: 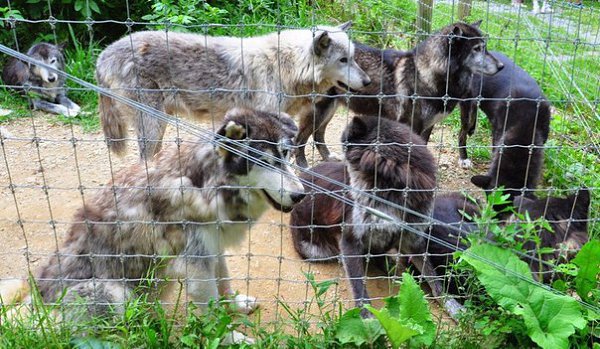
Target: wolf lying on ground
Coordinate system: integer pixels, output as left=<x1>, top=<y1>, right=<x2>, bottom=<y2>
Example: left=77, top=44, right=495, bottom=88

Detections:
left=0, top=108, right=305, bottom=344
left=96, top=22, right=371, bottom=162
left=2, top=42, right=80, bottom=116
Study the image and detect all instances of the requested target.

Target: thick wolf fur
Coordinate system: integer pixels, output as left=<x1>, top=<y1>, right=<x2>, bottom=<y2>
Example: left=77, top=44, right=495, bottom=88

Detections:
left=292, top=182, right=590, bottom=308
left=294, top=21, right=504, bottom=167
left=461, top=52, right=551, bottom=203
left=96, top=23, right=371, bottom=160
left=2, top=42, right=80, bottom=116
left=290, top=163, right=467, bottom=317
left=1, top=109, right=304, bottom=337
left=290, top=116, right=461, bottom=316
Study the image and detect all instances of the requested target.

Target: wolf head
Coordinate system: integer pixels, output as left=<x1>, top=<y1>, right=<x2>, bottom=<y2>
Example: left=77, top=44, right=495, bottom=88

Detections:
left=314, top=21, right=371, bottom=91
left=27, top=42, right=66, bottom=86
left=216, top=108, right=305, bottom=213
left=442, top=21, right=504, bottom=76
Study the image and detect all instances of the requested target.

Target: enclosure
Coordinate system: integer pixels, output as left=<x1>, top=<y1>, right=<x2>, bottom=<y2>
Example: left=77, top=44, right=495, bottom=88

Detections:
left=0, top=0, right=599, bottom=348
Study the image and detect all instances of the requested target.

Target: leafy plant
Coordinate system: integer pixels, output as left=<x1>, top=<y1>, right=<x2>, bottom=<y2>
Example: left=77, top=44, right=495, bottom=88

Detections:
left=461, top=243, right=587, bottom=349
left=336, top=272, right=436, bottom=348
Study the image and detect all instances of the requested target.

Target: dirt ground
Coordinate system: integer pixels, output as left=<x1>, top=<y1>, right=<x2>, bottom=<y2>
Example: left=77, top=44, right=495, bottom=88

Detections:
left=0, top=109, right=486, bottom=325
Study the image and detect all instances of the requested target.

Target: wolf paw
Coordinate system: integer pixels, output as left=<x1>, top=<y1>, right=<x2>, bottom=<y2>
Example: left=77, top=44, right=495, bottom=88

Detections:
left=444, top=298, right=465, bottom=320
left=221, top=330, right=255, bottom=345
left=234, top=294, right=258, bottom=314
left=458, top=158, right=472, bottom=169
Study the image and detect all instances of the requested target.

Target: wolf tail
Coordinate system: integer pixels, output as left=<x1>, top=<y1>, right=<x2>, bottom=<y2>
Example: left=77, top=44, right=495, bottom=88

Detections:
left=0, top=279, right=29, bottom=305
left=99, top=94, right=128, bottom=156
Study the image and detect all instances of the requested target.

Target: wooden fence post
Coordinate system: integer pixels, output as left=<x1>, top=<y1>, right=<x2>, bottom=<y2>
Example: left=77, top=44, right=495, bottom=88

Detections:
left=458, top=0, right=472, bottom=20
left=416, top=0, right=433, bottom=40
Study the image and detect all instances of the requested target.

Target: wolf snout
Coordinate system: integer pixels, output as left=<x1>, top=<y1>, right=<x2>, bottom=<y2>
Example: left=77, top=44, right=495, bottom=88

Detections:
left=48, top=75, right=57, bottom=83
left=290, top=192, right=306, bottom=204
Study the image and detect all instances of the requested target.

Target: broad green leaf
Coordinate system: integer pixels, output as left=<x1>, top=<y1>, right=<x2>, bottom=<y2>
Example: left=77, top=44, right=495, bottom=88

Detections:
left=396, top=272, right=437, bottom=347
left=366, top=305, right=422, bottom=349
left=462, top=244, right=586, bottom=349
left=335, top=308, right=383, bottom=346
left=572, top=239, right=600, bottom=302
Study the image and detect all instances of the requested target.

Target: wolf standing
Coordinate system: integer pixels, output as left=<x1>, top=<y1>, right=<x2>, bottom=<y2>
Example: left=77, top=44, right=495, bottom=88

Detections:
left=96, top=23, right=371, bottom=160
left=2, top=42, right=80, bottom=116
left=293, top=21, right=504, bottom=167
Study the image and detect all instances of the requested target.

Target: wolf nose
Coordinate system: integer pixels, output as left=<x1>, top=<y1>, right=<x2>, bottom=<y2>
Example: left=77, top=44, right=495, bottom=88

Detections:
left=290, top=192, right=306, bottom=204
left=48, top=76, right=56, bottom=82
left=497, top=62, right=504, bottom=71
left=362, top=78, right=371, bottom=87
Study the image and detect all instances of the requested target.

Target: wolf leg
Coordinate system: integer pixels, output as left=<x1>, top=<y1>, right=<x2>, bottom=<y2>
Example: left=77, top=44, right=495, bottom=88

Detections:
left=313, top=97, right=340, bottom=162
left=216, top=254, right=257, bottom=314
left=410, top=255, right=464, bottom=319
left=340, top=227, right=371, bottom=317
left=56, top=94, right=81, bottom=117
left=32, top=99, right=70, bottom=115
left=60, top=281, right=133, bottom=322
left=458, top=101, right=477, bottom=168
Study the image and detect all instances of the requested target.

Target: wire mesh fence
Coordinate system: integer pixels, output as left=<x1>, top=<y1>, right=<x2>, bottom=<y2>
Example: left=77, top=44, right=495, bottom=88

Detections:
left=0, top=0, right=598, bottom=346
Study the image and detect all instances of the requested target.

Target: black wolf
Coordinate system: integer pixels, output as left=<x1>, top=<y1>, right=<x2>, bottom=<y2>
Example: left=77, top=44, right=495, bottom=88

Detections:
left=462, top=51, right=551, bottom=203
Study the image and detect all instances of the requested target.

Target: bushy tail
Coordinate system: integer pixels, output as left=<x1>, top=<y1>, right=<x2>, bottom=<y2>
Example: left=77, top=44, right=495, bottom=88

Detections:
left=99, top=94, right=128, bottom=156
left=0, top=279, right=29, bottom=305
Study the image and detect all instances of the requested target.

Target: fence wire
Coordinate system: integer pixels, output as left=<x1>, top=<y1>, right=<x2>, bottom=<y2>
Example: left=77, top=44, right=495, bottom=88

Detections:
left=0, top=0, right=599, bottom=336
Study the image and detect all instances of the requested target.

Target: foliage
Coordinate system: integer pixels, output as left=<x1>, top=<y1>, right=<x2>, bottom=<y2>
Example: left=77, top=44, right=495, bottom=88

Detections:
left=461, top=243, right=588, bottom=349
left=336, top=272, right=436, bottom=348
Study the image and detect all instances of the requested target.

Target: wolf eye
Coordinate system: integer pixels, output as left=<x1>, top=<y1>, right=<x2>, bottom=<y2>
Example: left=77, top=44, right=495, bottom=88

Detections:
left=340, top=57, right=348, bottom=63
left=50, top=58, right=57, bottom=64
left=473, top=46, right=483, bottom=52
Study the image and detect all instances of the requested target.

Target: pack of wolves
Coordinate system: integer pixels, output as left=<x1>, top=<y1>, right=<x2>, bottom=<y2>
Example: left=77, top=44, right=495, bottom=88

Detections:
left=0, top=20, right=591, bottom=335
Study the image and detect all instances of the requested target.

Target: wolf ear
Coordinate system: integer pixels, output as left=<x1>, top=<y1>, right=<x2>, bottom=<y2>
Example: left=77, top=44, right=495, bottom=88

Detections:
left=57, top=42, right=67, bottom=51
left=452, top=25, right=463, bottom=37
left=342, top=116, right=369, bottom=143
left=217, top=120, right=247, bottom=157
left=338, top=21, right=353, bottom=31
left=571, top=187, right=591, bottom=212
left=471, top=175, right=491, bottom=189
left=471, top=20, right=483, bottom=28
left=313, top=31, right=331, bottom=56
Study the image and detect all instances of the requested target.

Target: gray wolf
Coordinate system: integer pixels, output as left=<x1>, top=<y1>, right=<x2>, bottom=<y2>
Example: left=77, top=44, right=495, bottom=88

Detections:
left=2, top=42, right=81, bottom=116
left=0, top=108, right=304, bottom=343
left=290, top=116, right=466, bottom=317
left=464, top=51, right=550, bottom=204
left=96, top=22, right=371, bottom=161
left=294, top=21, right=503, bottom=167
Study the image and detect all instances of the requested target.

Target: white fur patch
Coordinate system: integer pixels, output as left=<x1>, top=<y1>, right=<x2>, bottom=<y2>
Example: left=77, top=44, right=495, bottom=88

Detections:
left=233, top=294, right=258, bottom=314
left=458, top=158, right=472, bottom=169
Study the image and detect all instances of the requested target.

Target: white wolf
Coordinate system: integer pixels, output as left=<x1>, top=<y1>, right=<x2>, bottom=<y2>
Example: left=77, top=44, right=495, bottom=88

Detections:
left=96, top=22, right=371, bottom=161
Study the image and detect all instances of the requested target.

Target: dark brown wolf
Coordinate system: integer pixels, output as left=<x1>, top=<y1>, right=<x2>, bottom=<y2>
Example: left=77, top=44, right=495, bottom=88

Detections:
left=290, top=115, right=467, bottom=316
